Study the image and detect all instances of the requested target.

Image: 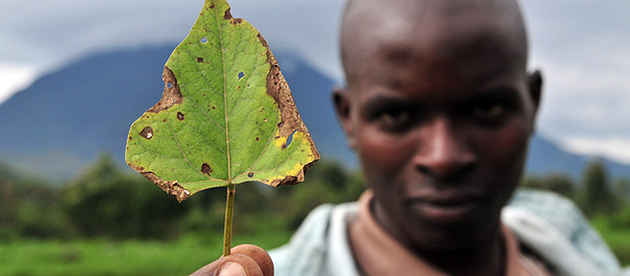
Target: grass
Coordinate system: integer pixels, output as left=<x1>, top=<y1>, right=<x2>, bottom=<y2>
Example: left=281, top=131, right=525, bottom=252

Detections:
left=1, top=219, right=628, bottom=275
left=591, top=217, right=630, bottom=267
left=0, top=230, right=292, bottom=276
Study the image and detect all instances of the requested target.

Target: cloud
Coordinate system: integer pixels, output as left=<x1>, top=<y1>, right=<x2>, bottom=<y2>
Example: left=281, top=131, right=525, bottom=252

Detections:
left=0, top=64, right=38, bottom=104
left=565, top=138, right=630, bottom=165
left=519, top=1, right=630, bottom=164
left=0, top=0, right=345, bottom=78
left=1, top=0, right=629, bottom=164
left=0, top=0, right=345, bottom=101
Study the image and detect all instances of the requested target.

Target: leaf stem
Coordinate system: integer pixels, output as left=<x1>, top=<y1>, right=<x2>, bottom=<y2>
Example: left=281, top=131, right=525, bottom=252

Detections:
left=223, top=183, right=236, bottom=256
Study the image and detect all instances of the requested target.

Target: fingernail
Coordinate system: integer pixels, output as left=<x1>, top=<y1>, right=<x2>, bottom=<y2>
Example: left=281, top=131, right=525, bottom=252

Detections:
left=218, top=262, right=246, bottom=276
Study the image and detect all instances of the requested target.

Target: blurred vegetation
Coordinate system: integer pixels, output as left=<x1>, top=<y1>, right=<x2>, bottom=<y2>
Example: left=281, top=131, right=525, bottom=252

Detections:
left=0, top=152, right=366, bottom=242
left=0, top=153, right=629, bottom=275
left=522, top=159, right=630, bottom=266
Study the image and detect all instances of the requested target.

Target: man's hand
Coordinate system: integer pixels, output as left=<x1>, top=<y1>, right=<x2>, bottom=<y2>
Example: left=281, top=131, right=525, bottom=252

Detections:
left=190, top=244, right=274, bottom=276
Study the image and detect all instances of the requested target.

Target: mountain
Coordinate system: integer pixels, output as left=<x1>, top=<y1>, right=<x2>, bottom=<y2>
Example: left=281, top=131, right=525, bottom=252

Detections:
left=0, top=44, right=353, bottom=180
left=0, top=44, right=628, bottom=181
left=527, top=135, right=630, bottom=180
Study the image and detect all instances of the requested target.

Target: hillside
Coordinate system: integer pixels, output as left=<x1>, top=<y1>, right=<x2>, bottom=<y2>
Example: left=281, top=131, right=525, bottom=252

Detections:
left=0, top=44, right=628, bottom=181
left=0, top=44, right=352, bottom=180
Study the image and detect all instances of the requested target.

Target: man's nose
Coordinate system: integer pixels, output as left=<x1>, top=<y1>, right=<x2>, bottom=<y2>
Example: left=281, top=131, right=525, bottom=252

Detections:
left=412, top=117, right=476, bottom=180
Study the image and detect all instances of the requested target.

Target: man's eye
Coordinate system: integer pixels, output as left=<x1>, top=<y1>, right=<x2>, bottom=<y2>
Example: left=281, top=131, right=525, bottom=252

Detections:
left=472, top=102, right=505, bottom=121
left=377, top=109, right=411, bottom=129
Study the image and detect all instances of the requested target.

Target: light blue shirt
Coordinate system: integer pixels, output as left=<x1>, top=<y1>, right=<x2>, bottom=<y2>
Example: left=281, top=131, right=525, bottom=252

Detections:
left=270, top=189, right=629, bottom=276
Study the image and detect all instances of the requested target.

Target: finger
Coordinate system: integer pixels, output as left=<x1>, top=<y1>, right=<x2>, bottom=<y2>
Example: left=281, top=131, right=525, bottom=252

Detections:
left=188, top=245, right=274, bottom=276
left=231, top=244, right=274, bottom=276
left=190, top=258, right=222, bottom=276
left=217, top=254, right=263, bottom=276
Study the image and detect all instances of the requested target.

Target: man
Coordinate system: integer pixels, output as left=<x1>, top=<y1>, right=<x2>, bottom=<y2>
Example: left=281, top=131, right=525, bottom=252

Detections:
left=193, top=0, right=626, bottom=275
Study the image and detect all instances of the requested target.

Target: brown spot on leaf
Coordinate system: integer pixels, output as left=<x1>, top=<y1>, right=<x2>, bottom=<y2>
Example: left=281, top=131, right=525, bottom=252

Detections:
left=209, top=3, right=215, bottom=9
left=201, top=163, right=213, bottom=175
left=224, top=8, right=233, bottom=19
left=127, top=164, right=190, bottom=202
left=259, top=34, right=320, bottom=186
left=257, top=33, right=269, bottom=48
left=223, top=8, right=243, bottom=24
left=147, top=67, right=183, bottom=113
left=255, top=137, right=260, bottom=141
left=140, top=127, right=153, bottom=140
left=197, top=57, right=204, bottom=63
left=177, top=112, right=185, bottom=121
left=270, top=175, right=298, bottom=187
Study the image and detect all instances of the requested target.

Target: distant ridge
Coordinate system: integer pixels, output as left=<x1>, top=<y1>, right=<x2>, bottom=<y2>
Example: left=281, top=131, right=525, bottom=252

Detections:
left=0, top=44, right=628, bottom=181
left=527, top=135, right=630, bottom=180
left=0, top=44, right=353, bottom=180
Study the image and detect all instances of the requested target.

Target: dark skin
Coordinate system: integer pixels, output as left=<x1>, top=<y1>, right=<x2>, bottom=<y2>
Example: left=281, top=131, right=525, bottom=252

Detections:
left=190, top=244, right=273, bottom=276
left=194, top=0, right=542, bottom=275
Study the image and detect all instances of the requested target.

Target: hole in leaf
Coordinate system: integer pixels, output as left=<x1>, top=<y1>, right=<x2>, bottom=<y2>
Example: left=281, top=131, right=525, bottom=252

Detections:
left=200, top=37, right=208, bottom=43
left=247, top=172, right=254, bottom=178
left=223, top=48, right=228, bottom=52
left=140, top=127, right=153, bottom=140
left=177, top=112, right=185, bottom=121
left=202, top=163, right=213, bottom=175
left=167, top=82, right=172, bottom=88
left=197, top=57, right=204, bottom=63
left=246, top=84, right=251, bottom=88
left=238, top=71, right=244, bottom=80
left=285, top=130, right=297, bottom=148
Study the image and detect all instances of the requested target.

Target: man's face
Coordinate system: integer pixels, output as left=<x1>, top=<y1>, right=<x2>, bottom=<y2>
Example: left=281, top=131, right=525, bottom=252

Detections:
left=336, top=4, right=540, bottom=251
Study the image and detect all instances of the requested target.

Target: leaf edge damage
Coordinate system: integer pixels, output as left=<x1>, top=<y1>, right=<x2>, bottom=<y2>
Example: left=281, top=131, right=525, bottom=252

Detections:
left=128, top=164, right=192, bottom=202
left=258, top=32, right=320, bottom=187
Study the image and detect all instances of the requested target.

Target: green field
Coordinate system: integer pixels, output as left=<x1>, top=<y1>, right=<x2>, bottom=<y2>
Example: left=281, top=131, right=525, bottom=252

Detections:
left=0, top=231, right=292, bottom=276
left=1, top=157, right=629, bottom=275
left=592, top=218, right=630, bottom=267
left=2, top=225, right=627, bottom=276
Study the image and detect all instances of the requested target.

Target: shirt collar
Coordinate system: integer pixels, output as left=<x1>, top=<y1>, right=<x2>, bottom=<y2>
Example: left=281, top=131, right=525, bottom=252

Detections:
left=348, top=190, right=551, bottom=276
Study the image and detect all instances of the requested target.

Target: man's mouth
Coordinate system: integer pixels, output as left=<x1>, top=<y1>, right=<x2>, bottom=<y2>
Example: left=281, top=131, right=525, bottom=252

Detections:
left=405, top=192, right=487, bottom=225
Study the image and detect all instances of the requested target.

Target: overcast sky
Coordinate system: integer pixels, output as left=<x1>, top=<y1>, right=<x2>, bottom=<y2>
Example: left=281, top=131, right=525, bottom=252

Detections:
left=1, top=0, right=629, bottom=164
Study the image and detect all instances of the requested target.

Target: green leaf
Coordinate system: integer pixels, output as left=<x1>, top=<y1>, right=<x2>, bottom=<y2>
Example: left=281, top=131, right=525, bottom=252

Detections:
left=125, top=0, right=319, bottom=202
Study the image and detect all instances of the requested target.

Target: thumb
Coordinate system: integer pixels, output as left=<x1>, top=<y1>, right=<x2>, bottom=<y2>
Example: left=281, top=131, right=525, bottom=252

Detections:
left=216, top=262, right=246, bottom=276
left=215, top=253, right=264, bottom=276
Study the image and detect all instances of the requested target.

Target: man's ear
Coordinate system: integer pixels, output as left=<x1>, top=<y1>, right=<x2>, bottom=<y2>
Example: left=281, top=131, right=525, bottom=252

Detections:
left=528, top=70, right=543, bottom=113
left=333, top=86, right=357, bottom=150
left=527, top=70, right=543, bottom=134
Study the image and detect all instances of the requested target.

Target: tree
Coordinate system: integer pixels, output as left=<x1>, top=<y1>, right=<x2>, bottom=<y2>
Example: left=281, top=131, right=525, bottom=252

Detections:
left=614, top=179, right=630, bottom=201
left=63, top=152, right=189, bottom=239
left=520, top=173, right=575, bottom=199
left=544, top=173, right=575, bottom=198
left=578, top=160, right=616, bottom=217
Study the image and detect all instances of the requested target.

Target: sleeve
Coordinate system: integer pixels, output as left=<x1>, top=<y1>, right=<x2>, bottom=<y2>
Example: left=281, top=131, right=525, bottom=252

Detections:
left=507, top=188, right=623, bottom=275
